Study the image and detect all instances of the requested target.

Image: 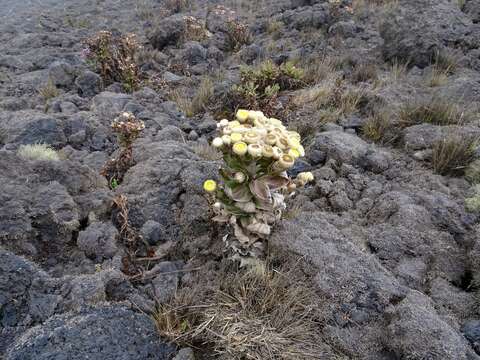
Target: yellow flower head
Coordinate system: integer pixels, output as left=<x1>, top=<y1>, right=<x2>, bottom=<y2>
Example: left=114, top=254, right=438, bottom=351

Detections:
left=203, top=179, right=217, bottom=192
left=288, top=148, right=301, bottom=159
left=236, top=109, right=250, bottom=123
left=288, top=137, right=301, bottom=149
left=230, top=133, right=243, bottom=143
left=232, top=141, right=248, bottom=156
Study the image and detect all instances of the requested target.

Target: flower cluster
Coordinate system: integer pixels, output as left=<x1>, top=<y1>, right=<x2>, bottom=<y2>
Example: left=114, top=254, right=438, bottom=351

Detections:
left=111, top=112, right=145, bottom=148
left=204, top=109, right=314, bottom=264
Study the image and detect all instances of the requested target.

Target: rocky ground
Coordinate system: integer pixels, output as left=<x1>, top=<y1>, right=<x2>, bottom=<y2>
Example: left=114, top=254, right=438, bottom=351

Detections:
left=2, top=0, right=480, bottom=359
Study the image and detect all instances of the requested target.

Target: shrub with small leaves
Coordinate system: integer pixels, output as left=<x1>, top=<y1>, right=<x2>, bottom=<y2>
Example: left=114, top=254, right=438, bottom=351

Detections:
left=203, top=109, right=313, bottom=265
left=101, top=112, right=145, bottom=187
left=83, top=31, right=141, bottom=92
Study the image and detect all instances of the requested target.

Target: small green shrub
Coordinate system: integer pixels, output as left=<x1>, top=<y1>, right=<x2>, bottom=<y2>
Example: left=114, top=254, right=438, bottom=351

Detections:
left=83, top=31, right=141, bottom=92
left=432, top=135, right=478, bottom=176
left=18, top=144, right=60, bottom=161
left=227, top=60, right=304, bottom=116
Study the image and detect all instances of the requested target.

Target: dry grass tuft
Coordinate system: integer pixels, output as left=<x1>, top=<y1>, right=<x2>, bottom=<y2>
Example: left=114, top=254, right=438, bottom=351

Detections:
left=154, top=251, right=327, bottom=359
left=18, top=144, right=60, bottom=161
left=169, top=77, right=214, bottom=117
left=362, top=110, right=396, bottom=144
left=351, top=63, right=378, bottom=84
left=301, top=57, right=336, bottom=85
left=192, top=143, right=222, bottom=160
left=38, top=78, right=60, bottom=101
left=386, top=58, right=409, bottom=83
left=432, top=135, right=479, bottom=176
left=398, top=98, right=470, bottom=128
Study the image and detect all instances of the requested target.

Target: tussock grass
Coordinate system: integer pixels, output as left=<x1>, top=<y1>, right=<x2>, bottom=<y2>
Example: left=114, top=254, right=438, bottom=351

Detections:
left=18, top=144, right=60, bottom=161
left=362, top=110, right=396, bottom=144
left=169, top=77, right=214, bottom=117
left=154, top=250, right=327, bottom=359
left=387, top=58, right=409, bottom=83
left=398, top=98, right=470, bottom=128
left=38, top=78, right=60, bottom=101
left=432, top=135, right=478, bottom=176
left=192, top=143, right=222, bottom=160
left=351, top=63, right=378, bottom=84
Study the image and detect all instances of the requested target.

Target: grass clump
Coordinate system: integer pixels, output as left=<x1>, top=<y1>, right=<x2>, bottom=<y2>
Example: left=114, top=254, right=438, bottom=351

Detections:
left=169, top=77, right=214, bottom=117
left=351, top=62, right=378, bottom=84
left=18, top=144, right=60, bottom=161
left=38, top=78, right=60, bottom=101
left=83, top=31, right=141, bottom=92
left=362, top=110, right=396, bottom=144
left=432, top=135, right=478, bottom=176
left=154, top=254, right=326, bottom=359
left=398, top=98, right=470, bottom=128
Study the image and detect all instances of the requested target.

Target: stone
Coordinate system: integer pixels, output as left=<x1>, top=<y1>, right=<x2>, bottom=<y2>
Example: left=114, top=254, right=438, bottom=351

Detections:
left=48, top=61, right=75, bottom=87
left=5, top=305, right=175, bottom=360
left=140, top=220, right=163, bottom=245
left=77, top=222, right=119, bottom=260
left=75, top=70, right=102, bottom=97
left=15, top=117, right=66, bottom=146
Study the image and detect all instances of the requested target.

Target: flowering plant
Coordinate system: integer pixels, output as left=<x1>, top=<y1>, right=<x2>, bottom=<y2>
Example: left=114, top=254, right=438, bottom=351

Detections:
left=204, top=109, right=314, bottom=264
left=101, top=112, right=145, bottom=188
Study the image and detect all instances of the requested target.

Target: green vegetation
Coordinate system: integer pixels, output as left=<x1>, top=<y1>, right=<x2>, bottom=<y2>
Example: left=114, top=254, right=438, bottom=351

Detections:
left=83, top=31, right=141, bottom=92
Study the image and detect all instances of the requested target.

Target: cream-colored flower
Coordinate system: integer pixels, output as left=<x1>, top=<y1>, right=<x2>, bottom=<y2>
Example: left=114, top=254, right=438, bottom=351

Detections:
left=219, top=119, right=229, bottom=127
left=262, top=145, right=274, bottom=158
left=248, top=144, right=263, bottom=157
left=244, top=131, right=261, bottom=144
left=288, top=131, right=301, bottom=141
left=272, top=146, right=283, bottom=160
left=236, top=109, right=250, bottom=123
left=222, top=135, right=232, bottom=145
left=230, top=133, right=243, bottom=143
left=223, top=126, right=232, bottom=135
left=213, top=202, right=222, bottom=210
left=229, top=120, right=241, bottom=128
left=232, top=141, right=248, bottom=155
left=234, top=172, right=246, bottom=183
left=265, top=133, right=277, bottom=145
left=275, top=154, right=295, bottom=170
left=276, top=136, right=290, bottom=150
left=212, top=137, right=224, bottom=148
left=269, top=118, right=283, bottom=127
